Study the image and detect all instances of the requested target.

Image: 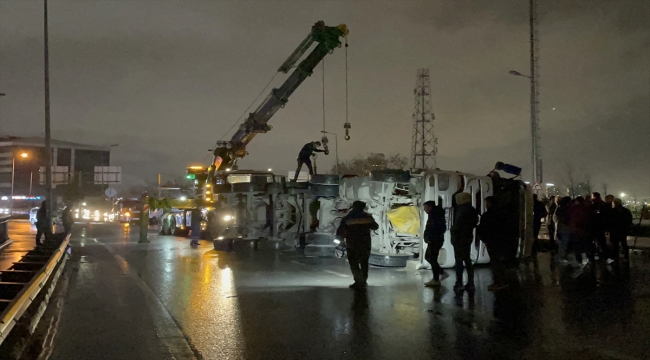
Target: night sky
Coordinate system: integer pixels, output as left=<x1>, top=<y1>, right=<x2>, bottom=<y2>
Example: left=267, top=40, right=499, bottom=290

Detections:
left=1, top=0, right=648, bottom=197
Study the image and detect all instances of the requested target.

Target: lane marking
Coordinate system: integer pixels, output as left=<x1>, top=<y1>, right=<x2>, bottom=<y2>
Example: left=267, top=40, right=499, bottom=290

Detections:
left=322, top=269, right=350, bottom=278
left=290, top=260, right=307, bottom=266
left=104, top=243, right=201, bottom=359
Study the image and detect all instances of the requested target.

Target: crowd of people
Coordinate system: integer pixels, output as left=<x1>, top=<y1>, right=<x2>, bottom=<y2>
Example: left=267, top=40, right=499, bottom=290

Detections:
left=542, top=192, right=633, bottom=267
left=336, top=191, right=634, bottom=292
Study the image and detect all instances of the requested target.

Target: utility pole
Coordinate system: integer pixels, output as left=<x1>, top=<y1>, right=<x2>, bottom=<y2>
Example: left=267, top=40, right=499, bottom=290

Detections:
left=410, top=69, right=438, bottom=170
left=529, top=0, right=542, bottom=184
left=44, top=0, right=54, bottom=231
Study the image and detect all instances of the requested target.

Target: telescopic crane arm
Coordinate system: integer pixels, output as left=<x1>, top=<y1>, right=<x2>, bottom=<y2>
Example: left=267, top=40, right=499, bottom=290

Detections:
left=211, top=21, right=348, bottom=173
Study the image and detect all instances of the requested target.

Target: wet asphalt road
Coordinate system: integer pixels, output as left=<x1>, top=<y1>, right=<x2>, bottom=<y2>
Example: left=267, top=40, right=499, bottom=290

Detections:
left=1, top=220, right=37, bottom=272
left=18, top=222, right=650, bottom=360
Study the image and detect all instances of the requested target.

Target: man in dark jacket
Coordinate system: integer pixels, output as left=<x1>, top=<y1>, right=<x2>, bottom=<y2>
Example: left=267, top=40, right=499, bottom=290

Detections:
left=292, top=141, right=326, bottom=181
left=61, top=204, right=74, bottom=234
left=570, top=197, right=591, bottom=265
left=532, top=194, right=548, bottom=255
left=554, top=197, right=573, bottom=264
left=451, top=192, right=478, bottom=292
left=546, top=196, right=557, bottom=248
left=423, top=200, right=448, bottom=287
left=35, top=201, right=48, bottom=246
left=478, top=196, right=508, bottom=291
left=336, top=201, right=379, bottom=289
left=608, top=198, right=633, bottom=263
left=590, top=192, right=608, bottom=259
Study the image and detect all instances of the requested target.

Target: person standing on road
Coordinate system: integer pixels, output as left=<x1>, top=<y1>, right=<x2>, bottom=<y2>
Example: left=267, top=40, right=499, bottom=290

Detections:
left=292, top=141, right=327, bottom=181
left=478, top=196, right=508, bottom=291
left=451, top=192, right=478, bottom=292
left=570, top=196, right=591, bottom=265
left=590, top=192, right=608, bottom=260
left=35, top=201, right=48, bottom=246
left=554, top=197, right=573, bottom=265
left=61, top=204, right=74, bottom=234
left=546, top=196, right=558, bottom=251
left=336, top=201, right=379, bottom=289
left=423, top=200, right=448, bottom=287
left=532, top=194, right=548, bottom=255
left=609, top=198, right=633, bottom=263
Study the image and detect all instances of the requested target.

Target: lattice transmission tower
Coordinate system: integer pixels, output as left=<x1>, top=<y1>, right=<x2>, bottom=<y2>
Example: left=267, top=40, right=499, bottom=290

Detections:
left=411, top=68, right=438, bottom=170
left=529, top=0, right=543, bottom=184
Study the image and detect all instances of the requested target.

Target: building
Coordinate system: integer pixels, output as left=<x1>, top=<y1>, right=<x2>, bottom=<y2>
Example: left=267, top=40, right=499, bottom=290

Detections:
left=0, top=136, right=117, bottom=214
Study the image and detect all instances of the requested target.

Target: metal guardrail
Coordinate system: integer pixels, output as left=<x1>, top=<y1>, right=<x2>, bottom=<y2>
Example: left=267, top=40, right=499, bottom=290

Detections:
left=0, top=233, right=70, bottom=348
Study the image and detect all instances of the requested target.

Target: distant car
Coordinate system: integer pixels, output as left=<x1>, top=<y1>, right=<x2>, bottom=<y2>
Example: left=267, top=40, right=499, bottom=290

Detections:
left=29, top=207, right=39, bottom=224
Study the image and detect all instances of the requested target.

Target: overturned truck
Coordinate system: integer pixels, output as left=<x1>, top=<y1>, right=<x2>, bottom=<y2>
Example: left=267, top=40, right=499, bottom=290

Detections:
left=204, top=166, right=534, bottom=269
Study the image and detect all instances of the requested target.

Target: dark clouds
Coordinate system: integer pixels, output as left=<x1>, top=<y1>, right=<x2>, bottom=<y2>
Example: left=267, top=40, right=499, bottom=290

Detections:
left=0, top=0, right=648, bottom=197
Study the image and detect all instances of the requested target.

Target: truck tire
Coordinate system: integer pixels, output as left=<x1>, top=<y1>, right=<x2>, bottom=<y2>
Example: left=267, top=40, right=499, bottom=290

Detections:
left=309, top=174, right=339, bottom=185
left=214, top=238, right=234, bottom=252
left=370, top=170, right=410, bottom=183
left=368, top=253, right=411, bottom=267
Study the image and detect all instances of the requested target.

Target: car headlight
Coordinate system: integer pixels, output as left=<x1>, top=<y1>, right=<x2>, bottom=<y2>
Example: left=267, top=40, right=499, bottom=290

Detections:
left=333, top=239, right=341, bottom=245
left=217, top=236, right=224, bottom=240
left=223, top=215, right=232, bottom=221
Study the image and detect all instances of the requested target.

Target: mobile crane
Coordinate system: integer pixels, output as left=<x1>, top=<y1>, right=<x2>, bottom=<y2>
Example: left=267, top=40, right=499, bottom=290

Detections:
left=156, top=21, right=349, bottom=240
left=209, top=21, right=348, bottom=177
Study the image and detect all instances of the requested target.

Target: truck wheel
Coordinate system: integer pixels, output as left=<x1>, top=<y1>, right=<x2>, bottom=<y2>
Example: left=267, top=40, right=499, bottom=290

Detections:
left=214, top=238, right=235, bottom=252
left=368, top=253, right=411, bottom=267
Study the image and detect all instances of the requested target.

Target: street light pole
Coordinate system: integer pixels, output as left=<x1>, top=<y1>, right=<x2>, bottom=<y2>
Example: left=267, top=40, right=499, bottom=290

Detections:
left=9, top=153, right=29, bottom=216
left=529, top=0, right=541, bottom=185
left=508, top=1, right=542, bottom=186
left=321, top=131, right=339, bottom=175
left=44, top=0, right=54, bottom=228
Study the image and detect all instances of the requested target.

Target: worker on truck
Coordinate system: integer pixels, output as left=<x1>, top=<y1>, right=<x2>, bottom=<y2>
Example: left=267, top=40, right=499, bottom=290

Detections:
left=292, top=141, right=327, bottom=181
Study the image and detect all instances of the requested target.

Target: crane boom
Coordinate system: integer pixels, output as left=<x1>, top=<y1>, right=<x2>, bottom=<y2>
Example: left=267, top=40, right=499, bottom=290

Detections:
left=211, top=21, right=348, bottom=173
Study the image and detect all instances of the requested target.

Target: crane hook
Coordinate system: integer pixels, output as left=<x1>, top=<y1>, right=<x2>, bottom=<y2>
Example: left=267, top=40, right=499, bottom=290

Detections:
left=344, top=122, right=351, bottom=141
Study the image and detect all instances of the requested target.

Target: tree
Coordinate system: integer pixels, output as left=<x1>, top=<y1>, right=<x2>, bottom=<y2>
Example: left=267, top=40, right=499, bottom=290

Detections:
left=580, top=169, right=593, bottom=196
left=601, top=182, right=608, bottom=196
left=332, top=153, right=408, bottom=176
left=560, top=163, right=577, bottom=198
